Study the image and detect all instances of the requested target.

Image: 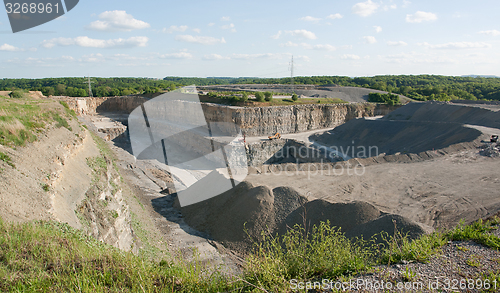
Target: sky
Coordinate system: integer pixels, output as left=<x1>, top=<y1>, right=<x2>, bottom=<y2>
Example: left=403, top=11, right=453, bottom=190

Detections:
left=1, top=0, right=500, bottom=79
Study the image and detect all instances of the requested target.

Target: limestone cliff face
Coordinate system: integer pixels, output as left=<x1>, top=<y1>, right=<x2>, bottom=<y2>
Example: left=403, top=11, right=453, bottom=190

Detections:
left=202, top=103, right=399, bottom=136
left=62, top=95, right=399, bottom=137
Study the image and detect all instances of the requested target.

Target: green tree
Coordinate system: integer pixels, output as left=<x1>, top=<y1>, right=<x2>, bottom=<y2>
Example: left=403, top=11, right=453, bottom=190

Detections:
left=241, top=92, right=249, bottom=102
left=264, top=91, right=273, bottom=101
left=292, top=93, right=298, bottom=101
left=255, top=92, right=265, bottom=102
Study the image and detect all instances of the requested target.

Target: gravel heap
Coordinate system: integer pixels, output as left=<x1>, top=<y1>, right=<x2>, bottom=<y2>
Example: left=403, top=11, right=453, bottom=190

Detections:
left=179, top=181, right=427, bottom=253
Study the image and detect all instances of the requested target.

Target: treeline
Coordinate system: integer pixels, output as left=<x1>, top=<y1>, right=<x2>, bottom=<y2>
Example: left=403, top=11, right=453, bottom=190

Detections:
left=164, top=75, right=500, bottom=102
left=3, top=75, right=500, bottom=101
left=0, top=78, right=178, bottom=97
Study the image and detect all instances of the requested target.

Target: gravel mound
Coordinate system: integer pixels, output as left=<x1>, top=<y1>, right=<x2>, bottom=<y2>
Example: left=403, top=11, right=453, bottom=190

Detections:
left=180, top=182, right=427, bottom=252
left=311, top=119, right=482, bottom=157
left=279, top=199, right=382, bottom=234
left=345, top=214, right=428, bottom=242
left=384, top=101, right=500, bottom=129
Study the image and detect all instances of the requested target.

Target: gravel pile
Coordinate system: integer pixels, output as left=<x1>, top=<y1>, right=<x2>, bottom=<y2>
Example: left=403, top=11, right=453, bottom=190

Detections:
left=180, top=181, right=427, bottom=253
left=480, top=143, right=500, bottom=157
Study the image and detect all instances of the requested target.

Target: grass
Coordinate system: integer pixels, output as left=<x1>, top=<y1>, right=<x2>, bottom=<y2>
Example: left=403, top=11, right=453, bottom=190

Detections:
left=245, top=221, right=374, bottom=291
left=0, top=95, right=74, bottom=147
left=0, top=218, right=238, bottom=292
left=1, top=215, right=500, bottom=292
left=0, top=151, right=15, bottom=168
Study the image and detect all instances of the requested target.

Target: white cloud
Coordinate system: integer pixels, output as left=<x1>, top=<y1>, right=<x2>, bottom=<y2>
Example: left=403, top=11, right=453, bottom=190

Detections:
left=300, top=16, right=321, bottom=22
left=387, top=41, right=408, bottom=46
left=281, top=41, right=298, bottom=47
left=406, top=11, right=437, bottom=23
left=231, top=53, right=281, bottom=60
left=160, top=52, right=193, bottom=59
left=208, top=23, right=215, bottom=27
left=272, top=31, right=282, bottom=39
left=302, top=43, right=336, bottom=51
left=363, top=36, right=377, bottom=44
left=163, top=25, right=188, bottom=34
left=402, top=0, right=411, bottom=8
left=420, top=41, right=492, bottom=49
left=175, top=35, right=226, bottom=45
left=478, top=30, right=500, bottom=36
left=86, top=10, right=150, bottom=32
left=352, top=0, right=379, bottom=17
left=380, top=52, right=457, bottom=65
left=192, top=28, right=201, bottom=33
left=383, top=4, right=397, bottom=11
left=41, top=36, right=148, bottom=48
left=374, top=26, right=382, bottom=33
left=285, top=29, right=317, bottom=40
left=327, top=13, right=343, bottom=20
left=220, top=16, right=231, bottom=21
left=202, top=54, right=230, bottom=60
left=80, top=53, right=105, bottom=63
left=221, top=23, right=236, bottom=32
left=7, top=56, right=75, bottom=66
left=0, top=44, right=21, bottom=51
left=341, top=54, right=361, bottom=60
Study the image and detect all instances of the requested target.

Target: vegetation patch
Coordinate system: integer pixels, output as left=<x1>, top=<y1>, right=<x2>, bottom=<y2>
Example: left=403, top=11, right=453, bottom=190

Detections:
left=0, top=151, right=15, bottom=168
left=0, top=96, right=74, bottom=147
left=0, top=213, right=499, bottom=292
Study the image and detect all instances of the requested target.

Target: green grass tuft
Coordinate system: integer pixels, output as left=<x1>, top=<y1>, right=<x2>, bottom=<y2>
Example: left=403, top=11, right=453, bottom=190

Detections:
left=0, top=151, right=15, bottom=168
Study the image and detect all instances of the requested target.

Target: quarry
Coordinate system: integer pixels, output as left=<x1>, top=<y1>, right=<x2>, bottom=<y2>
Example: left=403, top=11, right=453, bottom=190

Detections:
left=1, top=86, right=500, bottom=290
left=54, top=88, right=500, bottom=249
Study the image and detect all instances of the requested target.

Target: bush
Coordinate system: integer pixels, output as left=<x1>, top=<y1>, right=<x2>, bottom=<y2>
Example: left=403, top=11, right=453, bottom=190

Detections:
left=241, top=92, right=249, bottom=102
left=292, top=93, right=298, bottom=101
left=245, top=221, right=374, bottom=290
left=9, top=90, right=26, bottom=99
left=264, top=91, right=273, bottom=102
left=368, top=92, right=400, bottom=105
left=255, top=92, right=265, bottom=102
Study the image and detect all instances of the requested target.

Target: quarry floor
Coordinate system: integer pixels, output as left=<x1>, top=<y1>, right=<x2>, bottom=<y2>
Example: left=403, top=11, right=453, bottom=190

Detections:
left=247, top=148, right=500, bottom=231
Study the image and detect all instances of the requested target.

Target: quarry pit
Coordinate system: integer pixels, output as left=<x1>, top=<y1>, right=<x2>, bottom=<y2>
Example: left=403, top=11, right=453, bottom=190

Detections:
left=60, top=92, right=500, bottom=257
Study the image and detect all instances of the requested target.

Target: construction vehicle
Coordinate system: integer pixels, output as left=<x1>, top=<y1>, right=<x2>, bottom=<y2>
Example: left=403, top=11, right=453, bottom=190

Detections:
left=268, top=132, right=281, bottom=140
left=491, top=135, right=499, bottom=143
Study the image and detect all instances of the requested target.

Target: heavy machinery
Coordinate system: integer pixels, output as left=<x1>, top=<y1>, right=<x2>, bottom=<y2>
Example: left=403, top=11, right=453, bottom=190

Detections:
left=268, top=132, right=281, bottom=140
left=491, top=135, right=499, bottom=143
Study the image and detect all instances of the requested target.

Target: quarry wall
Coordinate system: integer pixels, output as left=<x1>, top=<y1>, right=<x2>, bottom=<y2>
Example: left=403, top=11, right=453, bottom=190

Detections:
left=61, top=96, right=400, bottom=136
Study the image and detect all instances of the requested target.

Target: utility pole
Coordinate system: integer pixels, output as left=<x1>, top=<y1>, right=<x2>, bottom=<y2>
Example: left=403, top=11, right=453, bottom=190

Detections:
left=83, top=76, right=94, bottom=98
left=290, top=56, right=294, bottom=94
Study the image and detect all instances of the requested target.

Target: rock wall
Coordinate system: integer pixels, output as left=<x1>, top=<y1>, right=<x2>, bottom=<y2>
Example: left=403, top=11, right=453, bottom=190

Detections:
left=59, top=96, right=149, bottom=115
left=61, top=96, right=400, bottom=136
left=201, top=103, right=399, bottom=136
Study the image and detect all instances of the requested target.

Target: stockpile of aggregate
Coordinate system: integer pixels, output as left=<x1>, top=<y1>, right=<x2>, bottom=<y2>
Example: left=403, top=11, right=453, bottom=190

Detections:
left=179, top=181, right=426, bottom=252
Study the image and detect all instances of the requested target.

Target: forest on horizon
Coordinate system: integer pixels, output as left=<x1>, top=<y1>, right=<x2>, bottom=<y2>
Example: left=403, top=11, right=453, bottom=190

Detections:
left=2, top=75, right=500, bottom=102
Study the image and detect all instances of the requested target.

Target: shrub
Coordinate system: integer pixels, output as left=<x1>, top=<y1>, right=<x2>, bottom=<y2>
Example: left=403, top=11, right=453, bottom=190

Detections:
left=255, top=92, right=265, bottom=102
left=241, top=92, right=249, bottom=102
left=368, top=92, right=400, bottom=105
left=292, top=93, right=298, bottom=101
left=264, top=91, right=273, bottom=102
left=9, top=90, right=26, bottom=99
left=245, top=221, right=375, bottom=290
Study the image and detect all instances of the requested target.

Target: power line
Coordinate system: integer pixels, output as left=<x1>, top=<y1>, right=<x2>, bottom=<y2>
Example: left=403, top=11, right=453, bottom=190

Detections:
left=83, top=76, right=94, bottom=98
left=289, top=56, right=294, bottom=93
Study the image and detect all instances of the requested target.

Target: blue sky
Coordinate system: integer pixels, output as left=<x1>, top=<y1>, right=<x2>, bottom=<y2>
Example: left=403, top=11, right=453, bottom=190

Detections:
left=1, top=0, right=500, bottom=78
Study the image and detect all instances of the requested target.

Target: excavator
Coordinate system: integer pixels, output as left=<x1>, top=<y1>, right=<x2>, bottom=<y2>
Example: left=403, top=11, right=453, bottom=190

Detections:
left=268, top=132, right=281, bottom=140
